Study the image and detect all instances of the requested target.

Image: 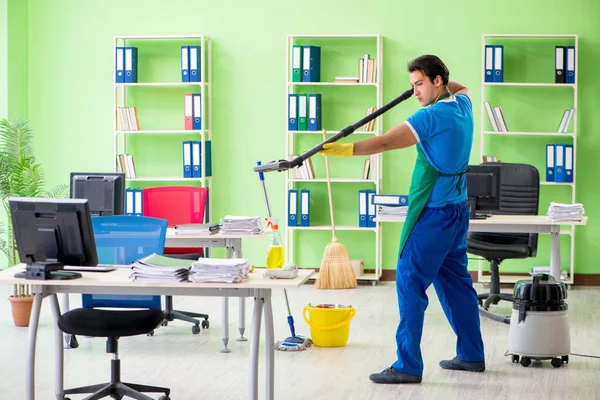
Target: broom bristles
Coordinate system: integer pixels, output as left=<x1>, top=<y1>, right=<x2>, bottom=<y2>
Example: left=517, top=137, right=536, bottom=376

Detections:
left=315, top=241, right=357, bottom=289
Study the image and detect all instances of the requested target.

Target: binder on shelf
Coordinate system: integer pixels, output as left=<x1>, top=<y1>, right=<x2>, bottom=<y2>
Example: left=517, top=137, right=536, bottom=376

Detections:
left=554, top=144, right=565, bottom=182
left=302, top=46, right=321, bottom=82
left=292, top=45, right=303, bottom=82
left=300, top=189, right=310, bottom=226
left=181, top=46, right=190, bottom=82
left=358, top=190, right=367, bottom=228
left=288, top=94, right=298, bottom=131
left=192, top=93, right=202, bottom=130
left=546, top=144, right=555, bottom=182
left=484, top=45, right=494, bottom=83
left=116, top=47, right=125, bottom=83
left=288, top=189, right=298, bottom=226
left=308, top=94, right=322, bottom=131
left=125, top=189, right=134, bottom=215
left=200, top=140, right=212, bottom=177
left=183, top=141, right=192, bottom=178
left=564, top=144, right=573, bottom=183
left=297, top=94, right=308, bottom=131
left=493, top=45, right=503, bottom=82
left=189, top=46, right=200, bottom=82
left=484, top=102, right=500, bottom=132
left=184, top=93, right=193, bottom=130
left=372, top=194, right=408, bottom=207
left=367, top=190, right=376, bottom=228
left=134, top=189, right=143, bottom=216
left=563, top=108, right=574, bottom=133
left=555, top=46, right=565, bottom=84
left=192, top=141, right=201, bottom=178
left=124, top=47, right=138, bottom=83
left=565, top=46, right=575, bottom=84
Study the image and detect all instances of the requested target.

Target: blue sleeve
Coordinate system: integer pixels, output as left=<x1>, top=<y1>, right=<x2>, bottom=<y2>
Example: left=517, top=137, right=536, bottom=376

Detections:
left=455, top=93, right=472, bottom=112
left=406, top=108, right=435, bottom=143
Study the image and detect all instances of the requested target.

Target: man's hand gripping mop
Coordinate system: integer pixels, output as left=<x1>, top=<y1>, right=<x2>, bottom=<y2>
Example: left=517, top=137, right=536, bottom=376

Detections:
left=256, top=163, right=313, bottom=351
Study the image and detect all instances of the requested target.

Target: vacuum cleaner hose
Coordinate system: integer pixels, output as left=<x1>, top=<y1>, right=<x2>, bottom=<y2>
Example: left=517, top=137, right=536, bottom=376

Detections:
left=479, top=307, right=511, bottom=324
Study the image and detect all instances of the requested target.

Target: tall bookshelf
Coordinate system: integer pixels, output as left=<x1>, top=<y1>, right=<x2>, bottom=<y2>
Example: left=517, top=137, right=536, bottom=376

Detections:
left=480, top=33, right=578, bottom=284
left=113, top=35, right=212, bottom=221
left=285, top=34, right=383, bottom=284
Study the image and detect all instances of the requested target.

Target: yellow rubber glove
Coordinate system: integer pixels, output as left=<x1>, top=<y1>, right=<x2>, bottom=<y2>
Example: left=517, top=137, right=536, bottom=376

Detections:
left=320, top=142, right=354, bottom=157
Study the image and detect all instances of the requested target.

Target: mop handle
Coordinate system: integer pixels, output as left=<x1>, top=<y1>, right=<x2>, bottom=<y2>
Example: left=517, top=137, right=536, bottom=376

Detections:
left=256, top=161, right=273, bottom=218
left=253, top=87, right=413, bottom=174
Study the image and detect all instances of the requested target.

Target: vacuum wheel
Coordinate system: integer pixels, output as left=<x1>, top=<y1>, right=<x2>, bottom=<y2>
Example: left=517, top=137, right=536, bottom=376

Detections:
left=202, top=319, right=210, bottom=329
left=520, top=357, right=531, bottom=367
left=562, top=355, right=569, bottom=364
left=146, top=330, right=154, bottom=337
left=161, top=320, right=169, bottom=327
left=551, top=357, right=564, bottom=368
left=192, top=324, right=201, bottom=334
left=511, top=355, right=520, bottom=363
left=158, top=396, right=171, bottom=400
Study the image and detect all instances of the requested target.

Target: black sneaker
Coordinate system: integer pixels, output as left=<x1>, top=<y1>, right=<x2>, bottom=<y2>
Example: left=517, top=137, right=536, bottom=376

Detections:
left=369, top=367, right=422, bottom=384
left=439, top=357, right=485, bottom=372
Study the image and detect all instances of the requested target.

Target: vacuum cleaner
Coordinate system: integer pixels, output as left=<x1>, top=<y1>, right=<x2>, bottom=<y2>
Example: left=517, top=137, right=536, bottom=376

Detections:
left=508, top=274, right=570, bottom=368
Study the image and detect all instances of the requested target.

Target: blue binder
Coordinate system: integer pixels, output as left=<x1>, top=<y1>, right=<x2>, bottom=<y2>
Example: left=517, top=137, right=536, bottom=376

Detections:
left=554, top=144, right=565, bottom=182
left=288, top=94, right=298, bottom=131
left=565, top=46, right=575, bottom=84
left=183, top=141, right=192, bottom=178
left=358, top=190, right=367, bottom=228
left=189, top=46, right=200, bottom=82
left=564, top=144, right=573, bottom=183
left=367, top=190, right=376, bottom=228
left=125, top=188, right=134, bottom=215
left=288, top=189, right=298, bottom=226
left=192, top=94, right=202, bottom=130
left=308, top=94, right=322, bottom=131
left=116, top=47, right=125, bottom=83
left=181, top=46, right=190, bottom=82
left=484, top=45, right=494, bottom=83
left=372, top=194, right=409, bottom=207
left=134, top=189, right=143, bottom=216
left=546, top=144, right=555, bottom=182
left=124, top=47, right=138, bottom=83
left=191, top=141, right=201, bottom=178
left=300, top=189, right=310, bottom=226
left=201, top=140, right=212, bottom=177
left=302, top=46, right=321, bottom=82
left=493, top=45, right=503, bottom=83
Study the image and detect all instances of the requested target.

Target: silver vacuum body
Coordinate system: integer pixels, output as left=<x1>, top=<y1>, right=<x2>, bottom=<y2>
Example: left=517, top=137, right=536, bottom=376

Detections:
left=507, top=274, right=570, bottom=368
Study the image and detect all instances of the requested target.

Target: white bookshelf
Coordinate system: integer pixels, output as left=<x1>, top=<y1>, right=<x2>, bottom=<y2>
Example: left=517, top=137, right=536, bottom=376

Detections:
left=113, top=35, right=212, bottom=220
left=480, top=33, right=578, bottom=285
left=285, top=34, right=383, bottom=284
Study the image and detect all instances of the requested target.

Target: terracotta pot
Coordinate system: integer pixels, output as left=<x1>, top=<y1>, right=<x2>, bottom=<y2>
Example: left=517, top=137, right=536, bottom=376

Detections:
left=8, top=295, right=34, bottom=327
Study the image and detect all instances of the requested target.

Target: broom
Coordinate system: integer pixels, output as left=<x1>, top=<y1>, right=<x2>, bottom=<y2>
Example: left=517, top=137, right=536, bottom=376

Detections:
left=315, top=130, right=357, bottom=290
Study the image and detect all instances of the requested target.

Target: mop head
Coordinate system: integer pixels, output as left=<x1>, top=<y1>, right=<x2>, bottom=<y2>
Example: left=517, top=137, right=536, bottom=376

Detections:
left=275, top=336, right=313, bottom=351
left=315, top=241, right=357, bottom=289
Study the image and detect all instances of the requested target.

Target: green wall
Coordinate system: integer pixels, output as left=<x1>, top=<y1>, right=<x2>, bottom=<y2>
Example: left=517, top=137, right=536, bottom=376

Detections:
left=6, top=0, right=599, bottom=277
left=0, top=0, right=7, bottom=118
left=7, top=0, right=27, bottom=119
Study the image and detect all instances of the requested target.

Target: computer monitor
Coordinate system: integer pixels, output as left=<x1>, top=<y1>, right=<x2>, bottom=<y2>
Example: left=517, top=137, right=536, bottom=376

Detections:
left=9, top=197, right=98, bottom=280
left=466, top=165, right=502, bottom=219
left=70, top=172, right=125, bottom=216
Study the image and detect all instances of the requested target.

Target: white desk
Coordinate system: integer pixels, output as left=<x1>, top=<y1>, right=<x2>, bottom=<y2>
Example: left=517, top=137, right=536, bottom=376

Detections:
left=0, top=265, right=313, bottom=400
left=165, top=228, right=268, bottom=352
left=375, top=215, right=588, bottom=282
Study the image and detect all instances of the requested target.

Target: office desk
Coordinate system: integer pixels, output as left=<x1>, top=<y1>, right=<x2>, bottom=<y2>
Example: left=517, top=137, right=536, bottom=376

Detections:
left=165, top=228, right=268, bottom=352
left=375, top=215, right=588, bottom=282
left=0, top=265, right=313, bottom=400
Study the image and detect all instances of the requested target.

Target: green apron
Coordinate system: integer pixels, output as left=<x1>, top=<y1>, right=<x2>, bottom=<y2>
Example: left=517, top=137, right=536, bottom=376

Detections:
left=398, top=93, right=467, bottom=258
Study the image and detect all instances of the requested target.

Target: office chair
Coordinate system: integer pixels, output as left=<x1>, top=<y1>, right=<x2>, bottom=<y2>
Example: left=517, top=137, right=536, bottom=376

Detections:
left=143, top=186, right=210, bottom=334
left=466, top=162, right=540, bottom=313
left=58, top=216, right=171, bottom=400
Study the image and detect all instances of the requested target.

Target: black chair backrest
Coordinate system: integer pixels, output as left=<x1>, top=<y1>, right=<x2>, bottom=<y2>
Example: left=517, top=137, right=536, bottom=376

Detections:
left=469, top=162, right=540, bottom=257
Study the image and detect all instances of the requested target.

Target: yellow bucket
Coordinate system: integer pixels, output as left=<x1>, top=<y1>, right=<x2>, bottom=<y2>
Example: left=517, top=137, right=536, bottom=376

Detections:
left=303, top=304, right=356, bottom=347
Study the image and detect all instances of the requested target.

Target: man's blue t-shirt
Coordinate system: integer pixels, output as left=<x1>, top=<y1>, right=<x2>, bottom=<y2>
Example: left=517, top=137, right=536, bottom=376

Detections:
left=405, top=94, right=474, bottom=208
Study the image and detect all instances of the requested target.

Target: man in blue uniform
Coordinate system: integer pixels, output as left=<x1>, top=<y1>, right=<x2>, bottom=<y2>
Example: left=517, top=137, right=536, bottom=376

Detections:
left=320, top=55, right=485, bottom=384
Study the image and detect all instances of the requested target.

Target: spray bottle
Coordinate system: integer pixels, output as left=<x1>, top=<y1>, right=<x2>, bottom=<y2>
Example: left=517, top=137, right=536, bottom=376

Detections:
left=266, top=217, right=284, bottom=269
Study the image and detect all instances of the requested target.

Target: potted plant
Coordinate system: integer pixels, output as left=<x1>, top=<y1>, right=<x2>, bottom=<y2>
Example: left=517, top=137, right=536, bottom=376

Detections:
left=0, top=117, right=67, bottom=326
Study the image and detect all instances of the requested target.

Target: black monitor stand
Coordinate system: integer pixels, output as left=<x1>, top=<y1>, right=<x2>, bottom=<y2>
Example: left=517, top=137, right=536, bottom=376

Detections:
left=14, top=261, right=82, bottom=280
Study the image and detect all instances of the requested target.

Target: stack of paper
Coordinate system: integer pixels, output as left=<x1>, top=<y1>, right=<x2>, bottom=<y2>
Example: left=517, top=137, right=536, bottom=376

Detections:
left=174, top=223, right=220, bottom=235
left=189, top=258, right=251, bottom=283
left=547, top=202, right=585, bottom=221
left=129, top=254, right=192, bottom=283
left=220, top=216, right=263, bottom=235
left=378, top=205, right=408, bottom=217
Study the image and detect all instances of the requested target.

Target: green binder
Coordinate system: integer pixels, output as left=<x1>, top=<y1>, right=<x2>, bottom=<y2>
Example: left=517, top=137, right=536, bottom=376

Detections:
left=297, top=94, right=308, bottom=130
left=292, top=45, right=303, bottom=82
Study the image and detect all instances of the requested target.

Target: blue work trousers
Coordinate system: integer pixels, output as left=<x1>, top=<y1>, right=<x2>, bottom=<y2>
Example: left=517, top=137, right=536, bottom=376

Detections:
left=392, top=202, right=485, bottom=376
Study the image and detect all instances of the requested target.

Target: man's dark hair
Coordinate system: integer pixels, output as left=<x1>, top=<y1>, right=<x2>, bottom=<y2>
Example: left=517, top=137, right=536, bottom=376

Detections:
left=407, top=55, right=449, bottom=86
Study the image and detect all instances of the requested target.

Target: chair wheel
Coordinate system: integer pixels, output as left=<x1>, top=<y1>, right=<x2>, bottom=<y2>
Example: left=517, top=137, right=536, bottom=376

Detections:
left=161, top=320, right=169, bottom=327
left=551, top=357, right=563, bottom=368
left=520, top=357, right=531, bottom=367
left=192, top=325, right=201, bottom=334
left=147, top=330, right=154, bottom=337
left=159, top=396, right=171, bottom=400
left=562, top=355, right=569, bottom=364
left=512, top=354, right=520, bottom=363
left=202, top=319, right=210, bottom=329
